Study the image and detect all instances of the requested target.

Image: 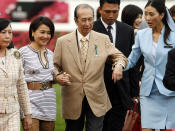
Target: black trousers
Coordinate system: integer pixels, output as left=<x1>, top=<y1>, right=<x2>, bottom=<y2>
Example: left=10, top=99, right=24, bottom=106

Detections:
left=65, top=97, right=104, bottom=131
left=102, top=106, right=126, bottom=131
left=102, top=81, right=127, bottom=131
left=102, top=87, right=127, bottom=131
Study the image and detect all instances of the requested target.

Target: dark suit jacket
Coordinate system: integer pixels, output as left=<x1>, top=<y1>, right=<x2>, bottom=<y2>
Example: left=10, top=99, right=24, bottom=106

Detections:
left=163, top=48, right=175, bottom=91
left=93, top=19, right=140, bottom=110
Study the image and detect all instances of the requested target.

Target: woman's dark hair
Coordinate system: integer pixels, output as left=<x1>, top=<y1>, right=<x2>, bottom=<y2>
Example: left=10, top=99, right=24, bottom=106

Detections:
left=169, top=5, right=175, bottom=19
left=29, top=16, right=55, bottom=41
left=0, top=18, right=13, bottom=49
left=145, top=0, right=170, bottom=45
left=121, top=4, right=143, bottom=27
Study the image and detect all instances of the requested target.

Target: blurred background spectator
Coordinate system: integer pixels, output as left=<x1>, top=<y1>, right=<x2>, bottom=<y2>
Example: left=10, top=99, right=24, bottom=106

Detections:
left=121, top=4, right=143, bottom=30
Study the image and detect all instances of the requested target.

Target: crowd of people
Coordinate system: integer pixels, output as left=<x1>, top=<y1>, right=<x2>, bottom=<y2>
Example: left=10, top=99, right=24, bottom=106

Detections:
left=0, top=0, right=175, bottom=131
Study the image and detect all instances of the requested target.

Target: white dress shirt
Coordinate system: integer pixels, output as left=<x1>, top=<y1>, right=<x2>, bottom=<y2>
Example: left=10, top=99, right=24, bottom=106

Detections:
left=77, top=29, right=90, bottom=48
left=101, top=17, right=116, bottom=44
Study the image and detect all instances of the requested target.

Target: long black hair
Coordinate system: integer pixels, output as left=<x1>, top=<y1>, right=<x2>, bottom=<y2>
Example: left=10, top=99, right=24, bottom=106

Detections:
left=145, top=0, right=170, bottom=45
left=0, top=18, right=14, bottom=49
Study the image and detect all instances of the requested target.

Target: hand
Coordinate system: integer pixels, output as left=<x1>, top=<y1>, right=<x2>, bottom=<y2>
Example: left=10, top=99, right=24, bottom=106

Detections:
left=139, top=80, right=141, bottom=88
left=55, top=72, right=71, bottom=86
left=112, top=64, right=123, bottom=83
left=122, top=110, right=138, bottom=131
left=23, top=114, right=32, bottom=130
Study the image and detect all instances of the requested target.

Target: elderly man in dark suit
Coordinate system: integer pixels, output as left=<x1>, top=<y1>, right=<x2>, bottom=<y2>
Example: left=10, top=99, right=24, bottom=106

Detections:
left=93, top=0, right=140, bottom=131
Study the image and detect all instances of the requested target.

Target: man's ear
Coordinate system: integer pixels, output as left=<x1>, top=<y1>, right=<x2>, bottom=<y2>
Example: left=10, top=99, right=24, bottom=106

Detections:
left=99, top=8, right=102, bottom=15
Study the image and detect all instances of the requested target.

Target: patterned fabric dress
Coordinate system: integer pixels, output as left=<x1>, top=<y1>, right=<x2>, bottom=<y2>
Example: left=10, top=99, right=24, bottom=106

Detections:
left=19, top=45, right=56, bottom=121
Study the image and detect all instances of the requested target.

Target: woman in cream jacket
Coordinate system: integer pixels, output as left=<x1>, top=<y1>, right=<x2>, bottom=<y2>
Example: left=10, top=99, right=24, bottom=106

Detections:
left=0, top=18, right=32, bottom=131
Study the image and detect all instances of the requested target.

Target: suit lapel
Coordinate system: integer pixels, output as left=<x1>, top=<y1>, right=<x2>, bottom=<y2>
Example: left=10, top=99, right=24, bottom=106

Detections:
left=0, top=66, right=5, bottom=74
left=5, top=48, right=11, bottom=70
left=115, top=21, right=120, bottom=48
left=155, top=27, right=167, bottom=66
left=0, top=49, right=10, bottom=78
left=66, top=31, right=83, bottom=73
left=98, top=19, right=108, bottom=35
left=144, top=29, right=155, bottom=65
left=85, top=31, right=97, bottom=72
left=99, top=19, right=119, bottom=48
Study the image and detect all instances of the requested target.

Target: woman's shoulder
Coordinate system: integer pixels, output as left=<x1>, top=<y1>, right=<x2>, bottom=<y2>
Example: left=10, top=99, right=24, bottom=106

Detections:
left=7, top=48, right=21, bottom=60
left=137, top=28, right=151, bottom=36
left=18, top=45, right=31, bottom=60
left=8, top=48, right=19, bottom=54
left=18, top=45, right=29, bottom=52
left=46, top=48, right=53, bottom=55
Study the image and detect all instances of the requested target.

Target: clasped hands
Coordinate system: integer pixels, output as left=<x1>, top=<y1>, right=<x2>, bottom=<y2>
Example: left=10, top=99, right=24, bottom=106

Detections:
left=55, top=72, right=71, bottom=86
left=55, top=64, right=123, bottom=86
left=112, top=64, right=123, bottom=83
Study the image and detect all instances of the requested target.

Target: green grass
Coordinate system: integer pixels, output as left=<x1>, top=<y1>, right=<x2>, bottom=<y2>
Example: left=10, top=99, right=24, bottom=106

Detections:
left=21, top=84, right=66, bottom=131
left=54, top=84, right=65, bottom=131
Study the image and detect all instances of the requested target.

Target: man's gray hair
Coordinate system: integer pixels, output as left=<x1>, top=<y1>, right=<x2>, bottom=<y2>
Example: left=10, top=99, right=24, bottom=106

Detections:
left=74, top=4, right=94, bottom=19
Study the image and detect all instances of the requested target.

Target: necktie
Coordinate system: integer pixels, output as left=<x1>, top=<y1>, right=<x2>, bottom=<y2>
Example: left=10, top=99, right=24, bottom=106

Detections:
left=107, top=25, right=113, bottom=43
left=80, top=37, right=88, bottom=64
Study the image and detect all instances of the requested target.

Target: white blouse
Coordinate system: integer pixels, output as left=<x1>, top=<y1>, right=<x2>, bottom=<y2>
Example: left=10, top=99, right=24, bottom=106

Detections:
left=152, top=41, right=158, bottom=60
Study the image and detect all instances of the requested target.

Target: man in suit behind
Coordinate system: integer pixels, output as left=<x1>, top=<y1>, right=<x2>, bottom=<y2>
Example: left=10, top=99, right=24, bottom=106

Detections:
left=163, top=48, right=175, bottom=91
left=54, top=4, right=128, bottom=131
left=93, top=0, right=140, bottom=131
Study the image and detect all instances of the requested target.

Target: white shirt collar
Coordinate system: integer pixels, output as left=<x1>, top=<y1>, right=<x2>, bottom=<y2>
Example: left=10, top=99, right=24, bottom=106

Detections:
left=77, top=29, right=90, bottom=42
left=101, top=17, right=116, bottom=30
left=100, top=17, right=116, bottom=44
left=77, top=29, right=90, bottom=48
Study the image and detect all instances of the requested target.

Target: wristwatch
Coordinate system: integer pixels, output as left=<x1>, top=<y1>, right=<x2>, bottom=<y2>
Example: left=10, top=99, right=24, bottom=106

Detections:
left=112, top=62, right=125, bottom=70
